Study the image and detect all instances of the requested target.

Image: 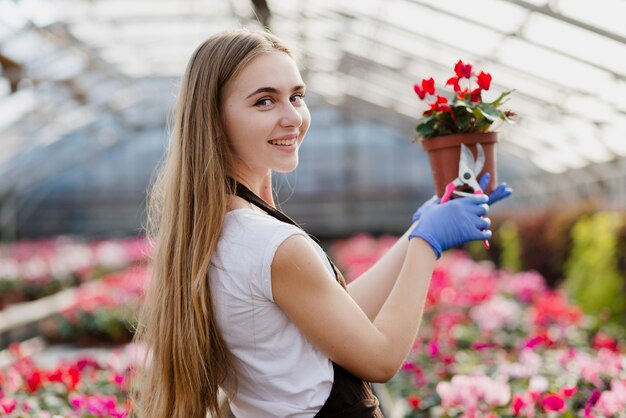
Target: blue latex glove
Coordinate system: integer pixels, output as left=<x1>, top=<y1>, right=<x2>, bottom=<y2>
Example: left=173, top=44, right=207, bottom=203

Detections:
left=479, top=173, right=513, bottom=205
left=412, top=195, right=440, bottom=223
left=409, top=195, right=491, bottom=259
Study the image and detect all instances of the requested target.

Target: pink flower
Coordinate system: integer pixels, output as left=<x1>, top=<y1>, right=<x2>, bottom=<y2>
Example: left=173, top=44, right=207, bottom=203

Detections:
left=542, top=394, right=565, bottom=412
left=0, top=398, right=17, bottom=414
left=437, top=375, right=511, bottom=410
left=498, top=270, right=547, bottom=303
left=69, top=394, right=86, bottom=409
left=510, top=394, right=535, bottom=416
left=113, top=373, right=126, bottom=386
left=428, top=340, right=440, bottom=357
left=593, top=380, right=626, bottom=416
left=561, top=386, right=577, bottom=398
left=470, top=295, right=520, bottom=332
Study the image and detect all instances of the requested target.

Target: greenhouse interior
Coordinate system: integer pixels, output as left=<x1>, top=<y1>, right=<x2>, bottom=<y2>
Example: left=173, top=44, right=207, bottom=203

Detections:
left=0, top=0, right=625, bottom=416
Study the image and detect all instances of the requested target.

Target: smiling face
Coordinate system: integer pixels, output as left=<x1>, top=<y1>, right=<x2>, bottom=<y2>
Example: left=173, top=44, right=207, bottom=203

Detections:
left=221, top=51, right=310, bottom=182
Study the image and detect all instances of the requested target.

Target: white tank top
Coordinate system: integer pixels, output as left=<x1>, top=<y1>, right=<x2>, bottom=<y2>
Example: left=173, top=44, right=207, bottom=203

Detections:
left=209, top=208, right=334, bottom=417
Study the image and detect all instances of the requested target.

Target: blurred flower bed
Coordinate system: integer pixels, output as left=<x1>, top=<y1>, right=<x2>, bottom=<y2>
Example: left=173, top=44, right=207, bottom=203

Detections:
left=469, top=209, right=626, bottom=325
left=331, top=235, right=626, bottom=418
left=0, top=342, right=141, bottom=417
left=40, top=266, right=148, bottom=345
left=0, top=237, right=149, bottom=310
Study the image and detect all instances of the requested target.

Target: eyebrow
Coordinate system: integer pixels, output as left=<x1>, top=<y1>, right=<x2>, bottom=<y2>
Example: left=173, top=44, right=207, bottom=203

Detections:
left=245, top=84, right=306, bottom=99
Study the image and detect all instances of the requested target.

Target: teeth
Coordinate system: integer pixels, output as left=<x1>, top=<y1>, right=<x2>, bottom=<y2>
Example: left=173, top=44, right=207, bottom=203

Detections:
left=269, top=139, right=296, bottom=146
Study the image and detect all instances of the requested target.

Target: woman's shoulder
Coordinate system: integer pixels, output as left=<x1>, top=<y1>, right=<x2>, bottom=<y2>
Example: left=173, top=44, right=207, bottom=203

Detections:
left=223, top=208, right=304, bottom=241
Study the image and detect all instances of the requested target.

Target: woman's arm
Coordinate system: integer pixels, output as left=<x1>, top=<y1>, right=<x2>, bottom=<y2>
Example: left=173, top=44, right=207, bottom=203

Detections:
left=348, top=184, right=511, bottom=320
left=272, top=234, right=436, bottom=383
left=346, top=221, right=417, bottom=321
left=272, top=195, right=490, bottom=383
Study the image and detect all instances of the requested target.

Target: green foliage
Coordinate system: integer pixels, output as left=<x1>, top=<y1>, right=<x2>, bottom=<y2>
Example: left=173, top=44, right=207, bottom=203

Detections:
left=563, top=212, right=626, bottom=323
left=498, top=221, right=521, bottom=272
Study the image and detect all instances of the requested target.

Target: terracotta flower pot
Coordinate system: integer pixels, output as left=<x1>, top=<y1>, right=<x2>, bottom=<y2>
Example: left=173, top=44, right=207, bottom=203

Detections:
left=421, top=132, right=498, bottom=198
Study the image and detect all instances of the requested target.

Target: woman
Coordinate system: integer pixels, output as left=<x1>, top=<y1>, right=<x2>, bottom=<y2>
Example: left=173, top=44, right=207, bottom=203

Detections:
left=133, top=28, right=510, bottom=418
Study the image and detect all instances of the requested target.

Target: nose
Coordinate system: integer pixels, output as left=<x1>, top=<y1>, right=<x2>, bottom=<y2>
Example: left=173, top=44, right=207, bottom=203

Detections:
left=279, top=102, right=303, bottom=128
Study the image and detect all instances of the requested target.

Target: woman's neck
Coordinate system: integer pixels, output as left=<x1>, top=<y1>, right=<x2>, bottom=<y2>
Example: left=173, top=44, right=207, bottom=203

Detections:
left=231, top=172, right=275, bottom=208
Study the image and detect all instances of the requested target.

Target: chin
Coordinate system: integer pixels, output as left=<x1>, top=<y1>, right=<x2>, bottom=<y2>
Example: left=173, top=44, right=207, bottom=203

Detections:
left=273, top=159, right=299, bottom=173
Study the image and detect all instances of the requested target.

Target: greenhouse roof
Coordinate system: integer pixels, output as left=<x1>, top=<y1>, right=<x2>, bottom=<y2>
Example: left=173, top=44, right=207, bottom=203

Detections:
left=1, top=0, right=626, bottom=175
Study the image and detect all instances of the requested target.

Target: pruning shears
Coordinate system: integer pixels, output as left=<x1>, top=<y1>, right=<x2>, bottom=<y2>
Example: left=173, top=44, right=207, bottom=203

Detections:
left=440, top=143, right=490, bottom=249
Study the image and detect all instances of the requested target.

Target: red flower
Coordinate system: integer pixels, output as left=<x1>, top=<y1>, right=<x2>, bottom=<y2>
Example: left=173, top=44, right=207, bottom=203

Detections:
left=532, top=292, right=582, bottom=327
left=421, top=77, right=436, bottom=95
left=454, top=60, right=472, bottom=78
left=47, top=368, right=64, bottom=383
left=592, top=332, right=619, bottom=352
left=476, top=71, right=492, bottom=90
left=414, top=78, right=436, bottom=100
left=542, top=394, right=565, bottom=412
left=407, top=395, right=421, bottom=410
left=457, top=88, right=470, bottom=100
left=425, top=96, right=450, bottom=114
left=26, top=370, right=43, bottom=392
left=67, top=365, right=81, bottom=391
left=446, top=76, right=461, bottom=92
left=470, top=88, right=482, bottom=103
left=414, top=83, right=426, bottom=100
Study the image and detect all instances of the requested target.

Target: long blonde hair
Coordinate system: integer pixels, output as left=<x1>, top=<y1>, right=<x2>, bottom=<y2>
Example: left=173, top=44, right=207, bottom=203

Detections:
left=133, top=29, right=292, bottom=418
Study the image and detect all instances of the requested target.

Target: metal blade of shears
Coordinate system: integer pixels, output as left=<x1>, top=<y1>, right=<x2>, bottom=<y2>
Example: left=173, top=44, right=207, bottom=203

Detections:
left=459, top=144, right=475, bottom=176
left=474, top=143, right=485, bottom=175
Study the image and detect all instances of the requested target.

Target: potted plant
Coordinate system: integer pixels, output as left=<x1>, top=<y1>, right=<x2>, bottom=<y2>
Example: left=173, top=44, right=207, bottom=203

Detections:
left=413, top=60, right=515, bottom=196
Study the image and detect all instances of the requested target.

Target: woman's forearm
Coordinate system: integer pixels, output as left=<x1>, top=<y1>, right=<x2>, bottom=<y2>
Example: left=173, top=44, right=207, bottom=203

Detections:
left=346, top=221, right=418, bottom=320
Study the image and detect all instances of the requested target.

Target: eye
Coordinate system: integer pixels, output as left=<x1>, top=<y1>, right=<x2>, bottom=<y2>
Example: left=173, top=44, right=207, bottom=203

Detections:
left=255, top=97, right=273, bottom=107
left=290, top=93, right=306, bottom=104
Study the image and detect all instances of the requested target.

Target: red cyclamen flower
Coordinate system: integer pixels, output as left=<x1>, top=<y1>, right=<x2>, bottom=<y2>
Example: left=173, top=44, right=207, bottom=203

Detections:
left=446, top=76, right=461, bottom=92
left=454, top=60, right=472, bottom=78
left=477, top=71, right=492, bottom=90
left=414, top=83, right=426, bottom=100
left=471, top=88, right=482, bottom=103
left=421, top=78, right=435, bottom=95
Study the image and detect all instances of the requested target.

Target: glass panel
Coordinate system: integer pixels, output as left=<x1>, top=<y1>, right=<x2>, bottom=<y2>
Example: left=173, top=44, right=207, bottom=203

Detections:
left=558, top=0, right=626, bottom=38
left=524, top=14, right=626, bottom=76
left=602, top=121, right=626, bottom=156
left=386, top=1, right=503, bottom=55
left=415, top=0, right=529, bottom=32
left=498, top=37, right=614, bottom=94
left=562, top=94, right=618, bottom=124
left=561, top=116, right=613, bottom=163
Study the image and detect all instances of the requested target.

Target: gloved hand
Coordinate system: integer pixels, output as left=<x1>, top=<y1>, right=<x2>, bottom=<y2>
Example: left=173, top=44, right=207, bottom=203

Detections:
left=409, top=195, right=491, bottom=259
left=412, top=195, right=440, bottom=223
left=478, top=172, right=513, bottom=205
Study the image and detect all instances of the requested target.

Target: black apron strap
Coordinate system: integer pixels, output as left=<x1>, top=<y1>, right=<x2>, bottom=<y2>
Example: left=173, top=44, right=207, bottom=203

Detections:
left=231, top=180, right=347, bottom=288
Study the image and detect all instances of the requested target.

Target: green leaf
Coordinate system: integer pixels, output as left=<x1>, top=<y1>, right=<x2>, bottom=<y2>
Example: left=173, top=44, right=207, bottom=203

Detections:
left=416, top=117, right=436, bottom=139
left=477, top=104, right=501, bottom=122
left=456, top=109, right=474, bottom=132
left=489, top=90, right=513, bottom=107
